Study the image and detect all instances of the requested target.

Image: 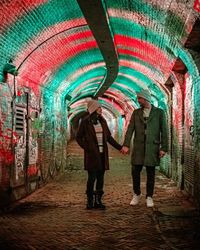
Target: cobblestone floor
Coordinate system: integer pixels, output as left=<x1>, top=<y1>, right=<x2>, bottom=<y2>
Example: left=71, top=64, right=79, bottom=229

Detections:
left=0, top=145, right=199, bottom=250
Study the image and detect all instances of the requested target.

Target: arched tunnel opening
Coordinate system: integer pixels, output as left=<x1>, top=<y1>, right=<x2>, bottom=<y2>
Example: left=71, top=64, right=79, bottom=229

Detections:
left=0, top=1, right=200, bottom=248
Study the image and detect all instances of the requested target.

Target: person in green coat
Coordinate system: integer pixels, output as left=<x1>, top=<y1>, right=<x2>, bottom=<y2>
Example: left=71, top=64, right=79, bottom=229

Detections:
left=121, top=89, right=168, bottom=207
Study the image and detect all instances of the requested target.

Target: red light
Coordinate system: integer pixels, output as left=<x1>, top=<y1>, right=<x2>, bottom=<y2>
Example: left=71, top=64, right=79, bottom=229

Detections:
left=194, top=0, right=200, bottom=12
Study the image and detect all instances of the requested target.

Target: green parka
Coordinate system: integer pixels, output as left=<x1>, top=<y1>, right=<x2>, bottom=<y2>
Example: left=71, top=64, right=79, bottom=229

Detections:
left=124, top=105, right=168, bottom=166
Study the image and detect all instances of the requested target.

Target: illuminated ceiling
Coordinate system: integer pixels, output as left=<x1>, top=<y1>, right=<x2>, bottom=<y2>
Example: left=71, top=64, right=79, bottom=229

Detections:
left=0, top=0, right=200, bottom=116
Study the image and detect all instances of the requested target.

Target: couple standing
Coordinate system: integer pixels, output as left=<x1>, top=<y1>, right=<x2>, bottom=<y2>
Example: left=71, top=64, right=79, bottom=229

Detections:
left=76, top=89, right=168, bottom=210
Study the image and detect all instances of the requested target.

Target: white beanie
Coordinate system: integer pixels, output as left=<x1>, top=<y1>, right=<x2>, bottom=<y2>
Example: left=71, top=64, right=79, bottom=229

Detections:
left=87, top=100, right=101, bottom=114
left=137, top=89, right=151, bottom=102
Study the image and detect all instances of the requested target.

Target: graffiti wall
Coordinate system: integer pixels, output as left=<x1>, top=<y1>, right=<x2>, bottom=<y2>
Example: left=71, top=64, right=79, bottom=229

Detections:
left=0, top=79, right=68, bottom=205
left=0, top=81, right=13, bottom=189
left=171, top=73, right=184, bottom=187
left=183, top=74, right=195, bottom=196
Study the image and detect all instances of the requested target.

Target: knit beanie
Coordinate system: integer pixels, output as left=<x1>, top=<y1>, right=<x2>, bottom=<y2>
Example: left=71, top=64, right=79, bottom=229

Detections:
left=87, top=100, right=101, bottom=114
left=137, top=89, right=151, bottom=102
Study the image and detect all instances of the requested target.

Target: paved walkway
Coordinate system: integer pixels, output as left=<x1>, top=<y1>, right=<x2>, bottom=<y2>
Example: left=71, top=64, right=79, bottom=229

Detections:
left=0, top=141, right=199, bottom=249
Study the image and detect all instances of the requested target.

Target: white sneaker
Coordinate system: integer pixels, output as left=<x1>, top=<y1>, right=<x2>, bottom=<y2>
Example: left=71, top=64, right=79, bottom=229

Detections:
left=146, top=197, right=154, bottom=207
left=130, top=194, right=142, bottom=206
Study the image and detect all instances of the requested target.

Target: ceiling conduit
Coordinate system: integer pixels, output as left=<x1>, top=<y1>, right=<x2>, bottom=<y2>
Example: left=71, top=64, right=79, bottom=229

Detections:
left=77, top=0, right=119, bottom=97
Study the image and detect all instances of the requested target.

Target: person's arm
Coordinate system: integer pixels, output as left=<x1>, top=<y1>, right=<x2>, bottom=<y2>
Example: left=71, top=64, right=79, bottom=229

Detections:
left=159, top=109, right=168, bottom=157
left=107, top=135, right=122, bottom=150
left=123, top=111, right=135, bottom=147
left=102, top=118, right=122, bottom=150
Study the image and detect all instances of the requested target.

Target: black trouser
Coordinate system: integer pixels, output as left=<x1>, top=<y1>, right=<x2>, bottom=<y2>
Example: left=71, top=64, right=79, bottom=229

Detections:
left=86, top=169, right=105, bottom=196
left=86, top=153, right=105, bottom=196
left=132, top=165, right=156, bottom=197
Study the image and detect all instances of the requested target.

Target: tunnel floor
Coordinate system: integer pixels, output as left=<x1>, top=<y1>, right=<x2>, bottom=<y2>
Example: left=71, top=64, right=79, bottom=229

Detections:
left=0, top=142, right=199, bottom=250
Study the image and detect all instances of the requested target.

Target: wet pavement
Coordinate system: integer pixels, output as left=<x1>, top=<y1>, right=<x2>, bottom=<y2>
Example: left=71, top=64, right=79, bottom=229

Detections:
left=0, top=142, right=199, bottom=250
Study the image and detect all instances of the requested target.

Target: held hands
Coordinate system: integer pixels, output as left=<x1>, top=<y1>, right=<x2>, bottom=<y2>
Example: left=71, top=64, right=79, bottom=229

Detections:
left=121, top=146, right=129, bottom=155
left=159, top=150, right=166, bottom=158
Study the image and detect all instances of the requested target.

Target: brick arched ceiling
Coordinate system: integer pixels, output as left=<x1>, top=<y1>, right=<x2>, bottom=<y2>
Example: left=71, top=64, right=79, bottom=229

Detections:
left=0, top=0, right=199, bottom=115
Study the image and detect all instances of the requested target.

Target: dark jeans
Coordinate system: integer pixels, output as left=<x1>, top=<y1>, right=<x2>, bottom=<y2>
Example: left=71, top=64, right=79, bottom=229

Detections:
left=86, top=153, right=105, bottom=196
left=132, top=165, right=156, bottom=197
left=86, top=169, right=105, bottom=196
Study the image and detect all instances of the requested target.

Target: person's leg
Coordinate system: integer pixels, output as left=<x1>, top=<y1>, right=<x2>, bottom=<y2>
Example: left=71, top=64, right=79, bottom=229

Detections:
left=86, top=171, right=96, bottom=209
left=146, top=166, right=156, bottom=197
left=146, top=166, right=156, bottom=207
left=95, top=169, right=105, bottom=193
left=94, top=153, right=106, bottom=209
left=132, top=165, right=143, bottom=195
left=130, top=165, right=143, bottom=205
left=94, top=169, right=106, bottom=209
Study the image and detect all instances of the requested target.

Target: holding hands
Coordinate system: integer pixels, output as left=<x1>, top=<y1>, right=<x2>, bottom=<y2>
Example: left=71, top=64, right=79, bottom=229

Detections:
left=159, top=150, right=166, bottom=158
left=121, top=146, right=129, bottom=155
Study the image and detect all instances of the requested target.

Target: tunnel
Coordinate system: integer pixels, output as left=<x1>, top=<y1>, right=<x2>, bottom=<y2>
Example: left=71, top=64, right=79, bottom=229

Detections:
left=0, top=1, right=200, bottom=248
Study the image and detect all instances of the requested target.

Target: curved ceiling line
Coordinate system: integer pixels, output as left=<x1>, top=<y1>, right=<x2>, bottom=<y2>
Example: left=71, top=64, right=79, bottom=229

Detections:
left=101, top=89, right=136, bottom=116
left=16, top=24, right=89, bottom=71
left=56, top=62, right=105, bottom=91
left=119, top=53, right=163, bottom=78
left=116, top=80, right=167, bottom=107
left=68, top=82, right=137, bottom=118
left=67, top=82, right=136, bottom=112
left=111, top=18, right=185, bottom=82
left=105, top=89, right=133, bottom=103
left=112, top=19, right=198, bottom=89
left=68, top=97, right=120, bottom=122
left=113, top=31, right=173, bottom=101
left=117, top=62, right=170, bottom=102
left=115, top=35, right=172, bottom=68
left=116, top=66, right=156, bottom=89
left=0, top=0, right=46, bottom=28
left=113, top=33, right=173, bottom=99
left=118, top=49, right=167, bottom=78
left=113, top=77, right=141, bottom=94
left=66, top=85, right=100, bottom=105
left=68, top=106, right=118, bottom=125
left=59, top=64, right=106, bottom=98
left=100, top=99, right=124, bottom=116
left=177, top=46, right=200, bottom=79
left=108, top=83, right=137, bottom=102
left=1, top=0, right=83, bottom=60
left=102, top=95, right=124, bottom=110
left=68, top=91, right=98, bottom=106
left=107, top=5, right=188, bottom=42
left=1, top=0, right=194, bottom=108
left=111, top=15, right=186, bottom=54
left=36, top=49, right=105, bottom=95
left=118, top=60, right=164, bottom=87
left=69, top=79, right=103, bottom=99
left=14, top=27, right=100, bottom=95
left=72, top=76, right=104, bottom=93
left=116, top=74, right=146, bottom=92
left=110, top=80, right=167, bottom=109
left=67, top=77, right=137, bottom=107
left=20, top=40, right=99, bottom=86
left=15, top=18, right=87, bottom=64
left=74, top=85, right=97, bottom=96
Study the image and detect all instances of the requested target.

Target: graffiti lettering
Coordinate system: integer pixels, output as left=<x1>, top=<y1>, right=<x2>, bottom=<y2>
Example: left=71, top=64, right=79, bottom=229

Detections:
left=0, top=121, right=19, bottom=165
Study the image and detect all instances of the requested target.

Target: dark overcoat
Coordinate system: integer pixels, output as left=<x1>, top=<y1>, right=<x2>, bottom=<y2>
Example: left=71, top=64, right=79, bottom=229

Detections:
left=124, top=105, right=168, bottom=166
left=76, top=114, right=122, bottom=171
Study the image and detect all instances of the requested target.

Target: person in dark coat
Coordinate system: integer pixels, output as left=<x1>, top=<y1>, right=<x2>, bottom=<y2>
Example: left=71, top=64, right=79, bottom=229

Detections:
left=76, top=99, right=122, bottom=210
left=121, top=89, right=168, bottom=208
